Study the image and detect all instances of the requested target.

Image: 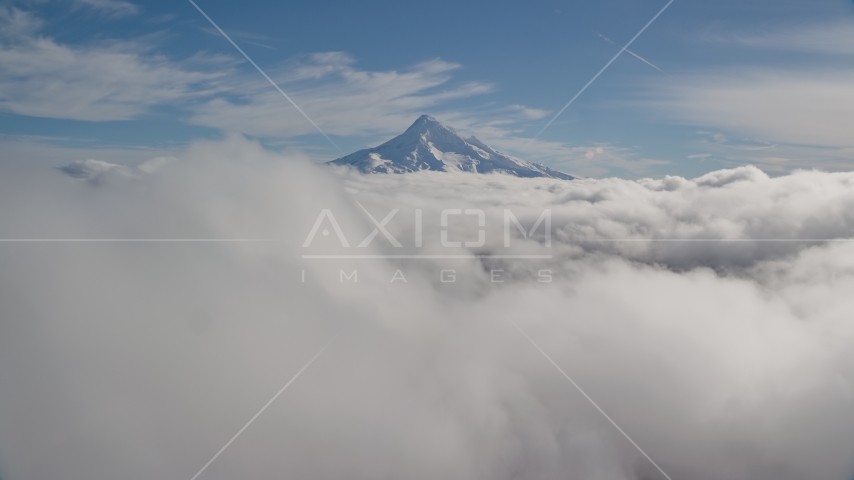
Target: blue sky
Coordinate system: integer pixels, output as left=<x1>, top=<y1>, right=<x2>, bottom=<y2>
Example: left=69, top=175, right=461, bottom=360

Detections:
left=1, top=0, right=853, bottom=177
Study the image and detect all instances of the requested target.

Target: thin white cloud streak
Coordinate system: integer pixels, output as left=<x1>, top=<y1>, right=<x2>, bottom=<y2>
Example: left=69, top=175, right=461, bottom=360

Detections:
left=188, top=53, right=495, bottom=139
left=0, top=5, right=43, bottom=37
left=186, top=56, right=567, bottom=171
left=644, top=68, right=854, bottom=153
left=603, top=20, right=854, bottom=172
left=0, top=6, right=595, bottom=173
left=704, top=20, right=854, bottom=55
left=688, top=139, right=854, bottom=175
left=3, top=138, right=854, bottom=479
left=187, top=0, right=344, bottom=155
left=432, top=117, right=652, bottom=178
left=0, top=7, right=228, bottom=121
left=73, top=0, right=139, bottom=18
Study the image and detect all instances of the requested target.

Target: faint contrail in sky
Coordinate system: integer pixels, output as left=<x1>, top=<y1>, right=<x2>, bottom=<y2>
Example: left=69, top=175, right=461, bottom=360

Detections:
left=597, top=33, right=666, bottom=74
left=535, top=0, right=675, bottom=138
left=188, top=0, right=345, bottom=155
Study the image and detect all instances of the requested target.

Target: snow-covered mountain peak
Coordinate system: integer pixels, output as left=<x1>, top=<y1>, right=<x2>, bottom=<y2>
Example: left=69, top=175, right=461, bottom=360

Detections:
left=329, top=116, right=574, bottom=180
left=405, top=114, right=448, bottom=133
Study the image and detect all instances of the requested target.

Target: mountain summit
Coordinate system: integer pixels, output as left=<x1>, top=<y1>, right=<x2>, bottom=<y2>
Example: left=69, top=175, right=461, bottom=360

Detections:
left=328, top=115, right=574, bottom=180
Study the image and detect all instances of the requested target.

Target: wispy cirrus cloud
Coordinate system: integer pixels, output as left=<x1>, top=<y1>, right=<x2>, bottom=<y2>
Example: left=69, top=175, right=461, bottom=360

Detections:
left=642, top=68, right=854, bottom=169
left=188, top=52, right=495, bottom=138
left=0, top=6, right=645, bottom=177
left=0, top=5, right=43, bottom=37
left=72, top=0, right=139, bottom=18
left=623, top=19, right=854, bottom=172
left=0, top=7, right=228, bottom=121
left=191, top=46, right=655, bottom=176
left=704, top=20, right=854, bottom=56
left=431, top=112, right=653, bottom=178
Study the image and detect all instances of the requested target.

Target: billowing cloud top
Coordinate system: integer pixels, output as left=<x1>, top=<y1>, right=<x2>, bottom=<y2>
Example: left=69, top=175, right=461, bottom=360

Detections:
left=2, top=136, right=854, bottom=480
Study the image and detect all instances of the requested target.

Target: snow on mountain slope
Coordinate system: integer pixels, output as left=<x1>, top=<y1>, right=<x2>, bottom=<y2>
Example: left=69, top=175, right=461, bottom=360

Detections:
left=328, top=115, right=574, bottom=180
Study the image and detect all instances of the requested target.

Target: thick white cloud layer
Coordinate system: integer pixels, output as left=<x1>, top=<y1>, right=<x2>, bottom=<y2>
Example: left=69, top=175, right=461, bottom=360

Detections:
left=2, top=136, right=854, bottom=480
